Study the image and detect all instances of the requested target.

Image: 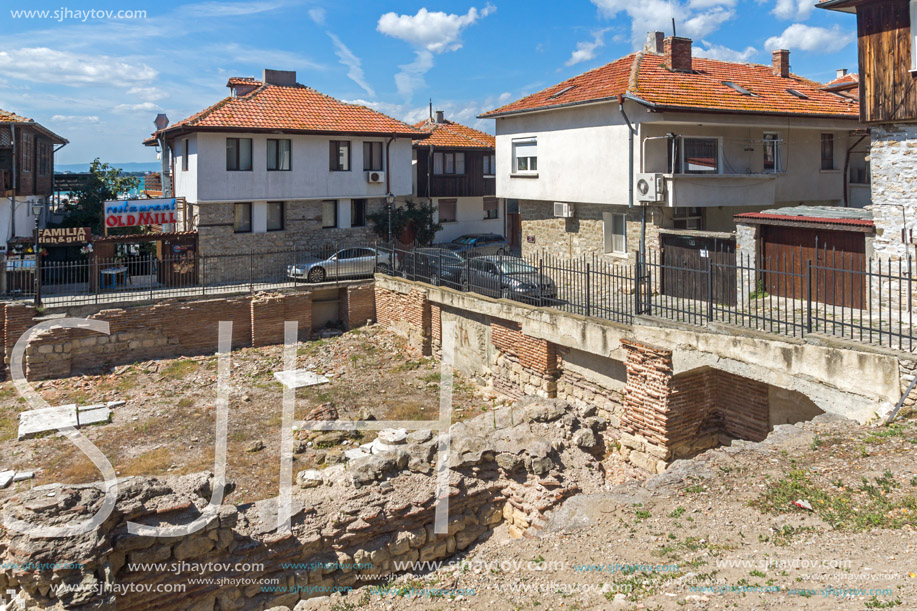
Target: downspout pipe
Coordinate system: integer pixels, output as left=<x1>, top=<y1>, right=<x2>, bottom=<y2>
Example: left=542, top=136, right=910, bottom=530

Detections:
left=619, top=94, right=646, bottom=311
left=159, top=134, right=172, bottom=198
left=10, top=124, right=17, bottom=240
left=385, top=135, right=396, bottom=196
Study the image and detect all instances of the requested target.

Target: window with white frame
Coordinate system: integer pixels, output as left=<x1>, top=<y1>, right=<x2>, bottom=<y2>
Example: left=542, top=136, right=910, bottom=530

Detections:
left=682, top=138, right=719, bottom=174
left=512, top=138, right=537, bottom=173
left=483, top=154, right=495, bottom=176
left=763, top=133, right=781, bottom=173
left=433, top=152, right=465, bottom=175
left=912, top=0, right=917, bottom=70
left=603, top=212, right=626, bottom=254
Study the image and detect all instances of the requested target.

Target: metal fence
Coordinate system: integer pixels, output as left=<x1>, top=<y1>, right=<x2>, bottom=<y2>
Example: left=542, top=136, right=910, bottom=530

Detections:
left=6, top=240, right=917, bottom=352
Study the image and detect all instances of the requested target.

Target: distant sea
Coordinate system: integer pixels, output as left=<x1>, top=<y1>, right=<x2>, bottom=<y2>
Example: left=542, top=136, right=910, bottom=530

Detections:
left=55, top=161, right=161, bottom=173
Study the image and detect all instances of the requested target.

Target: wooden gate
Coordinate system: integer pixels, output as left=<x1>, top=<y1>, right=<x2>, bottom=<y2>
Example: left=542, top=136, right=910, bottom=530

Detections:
left=661, top=233, right=737, bottom=306
left=761, top=225, right=865, bottom=309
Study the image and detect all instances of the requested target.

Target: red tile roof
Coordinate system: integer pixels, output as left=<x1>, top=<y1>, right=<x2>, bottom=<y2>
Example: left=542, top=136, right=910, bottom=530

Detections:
left=0, top=108, right=32, bottom=123
left=825, top=73, right=858, bottom=87
left=480, top=51, right=859, bottom=120
left=412, top=119, right=494, bottom=149
left=147, top=82, right=427, bottom=143
left=226, top=77, right=260, bottom=87
left=734, top=211, right=874, bottom=227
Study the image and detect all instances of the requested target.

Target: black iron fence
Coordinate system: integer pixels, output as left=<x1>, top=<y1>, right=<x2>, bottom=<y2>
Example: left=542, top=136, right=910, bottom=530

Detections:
left=5, top=240, right=917, bottom=352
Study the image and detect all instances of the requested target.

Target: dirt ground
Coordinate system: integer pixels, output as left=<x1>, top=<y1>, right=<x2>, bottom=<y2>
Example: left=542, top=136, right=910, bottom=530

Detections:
left=328, top=414, right=917, bottom=611
left=0, top=325, right=490, bottom=504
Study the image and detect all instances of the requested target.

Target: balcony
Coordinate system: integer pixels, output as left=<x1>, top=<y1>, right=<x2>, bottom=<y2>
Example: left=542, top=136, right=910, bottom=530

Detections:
left=663, top=173, right=777, bottom=208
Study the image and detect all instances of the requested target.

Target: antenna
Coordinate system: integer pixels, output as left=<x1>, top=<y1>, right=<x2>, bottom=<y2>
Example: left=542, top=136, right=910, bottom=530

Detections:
left=671, top=18, right=677, bottom=37
left=429, top=99, right=433, bottom=120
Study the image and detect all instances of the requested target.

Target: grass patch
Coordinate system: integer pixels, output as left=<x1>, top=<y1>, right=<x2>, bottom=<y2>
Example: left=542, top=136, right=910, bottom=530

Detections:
left=865, top=423, right=909, bottom=444
left=751, top=468, right=917, bottom=532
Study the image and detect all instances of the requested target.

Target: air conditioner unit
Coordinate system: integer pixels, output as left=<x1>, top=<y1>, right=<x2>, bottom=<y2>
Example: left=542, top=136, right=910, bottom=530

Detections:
left=366, top=171, right=385, bottom=184
left=553, top=202, right=574, bottom=218
left=636, top=173, right=666, bottom=203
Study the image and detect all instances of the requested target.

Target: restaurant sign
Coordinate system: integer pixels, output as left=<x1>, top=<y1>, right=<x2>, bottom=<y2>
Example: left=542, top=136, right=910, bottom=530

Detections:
left=104, top=198, right=177, bottom=228
left=38, top=227, right=91, bottom=245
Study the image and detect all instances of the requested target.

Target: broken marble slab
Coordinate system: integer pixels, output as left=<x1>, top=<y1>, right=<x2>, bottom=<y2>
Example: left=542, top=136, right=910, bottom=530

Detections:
left=0, top=470, right=14, bottom=489
left=273, top=369, right=331, bottom=389
left=18, top=402, right=120, bottom=440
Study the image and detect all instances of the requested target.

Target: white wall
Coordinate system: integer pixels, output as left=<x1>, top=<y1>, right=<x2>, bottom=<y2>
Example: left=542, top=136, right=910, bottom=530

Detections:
left=0, top=196, right=41, bottom=243
left=172, top=134, right=198, bottom=204
left=179, top=132, right=414, bottom=203
left=494, top=102, right=633, bottom=206
left=434, top=196, right=504, bottom=243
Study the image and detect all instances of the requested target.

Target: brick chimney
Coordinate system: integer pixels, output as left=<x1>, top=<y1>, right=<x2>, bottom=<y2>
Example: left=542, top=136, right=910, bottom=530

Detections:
left=664, top=37, right=693, bottom=72
left=772, top=50, right=790, bottom=78
left=644, top=31, right=664, bottom=54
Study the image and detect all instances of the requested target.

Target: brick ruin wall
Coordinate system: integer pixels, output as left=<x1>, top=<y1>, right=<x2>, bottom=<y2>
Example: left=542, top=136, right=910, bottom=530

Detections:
left=374, top=282, right=775, bottom=474
left=1, top=283, right=374, bottom=381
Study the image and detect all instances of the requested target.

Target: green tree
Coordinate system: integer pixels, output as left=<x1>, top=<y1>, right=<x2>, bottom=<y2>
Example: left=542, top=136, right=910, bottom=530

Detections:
left=59, top=158, right=140, bottom=235
left=367, top=199, right=442, bottom=245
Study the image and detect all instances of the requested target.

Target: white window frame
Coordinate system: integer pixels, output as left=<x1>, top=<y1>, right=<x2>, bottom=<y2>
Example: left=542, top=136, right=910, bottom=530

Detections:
left=912, top=0, right=917, bottom=71
left=512, top=138, right=537, bottom=175
left=603, top=212, right=626, bottom=254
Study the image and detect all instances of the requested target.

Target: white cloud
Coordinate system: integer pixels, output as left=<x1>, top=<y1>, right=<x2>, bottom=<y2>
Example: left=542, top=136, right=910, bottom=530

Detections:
left=180, top=0, right=293, bottom=17
left=772, top=0, right=815, bottom=21
left=308, top=7, right=326, bottom=25
left=126, top=86, right=168, bottom=101
left=377, top=5, right=495, bottom=100
left=327, top=32, right=375, bottom=97
left=566, top=28, right=610, bottom=67
left=0, top=48, right=156, bottom=86
left=591, top=0, right=735, bottom=46
left=343, top=94, right=507, bottom=133
left=113, top=102, right=162, bottom=113
left=51, top=115, right=100, bottom=123
left=765, top=24, right=855, bottom=53
left=694, top=41, right=758, bottom=62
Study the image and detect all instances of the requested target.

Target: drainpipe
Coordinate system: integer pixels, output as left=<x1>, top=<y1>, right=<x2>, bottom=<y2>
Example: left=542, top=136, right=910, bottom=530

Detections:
left=842, top=132, right=868, bottom=208
left=10, top=124, right=17, bottom=241
left=159, top=133, right=172, bottom=198
left=385, top=134, right=396, bottom=196
left=619, top=94, right=645, bottom=311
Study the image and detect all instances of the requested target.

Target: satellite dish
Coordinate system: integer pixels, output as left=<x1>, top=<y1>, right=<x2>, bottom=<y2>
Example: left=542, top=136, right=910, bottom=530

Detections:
left=154, top=113, right=169, bottom=130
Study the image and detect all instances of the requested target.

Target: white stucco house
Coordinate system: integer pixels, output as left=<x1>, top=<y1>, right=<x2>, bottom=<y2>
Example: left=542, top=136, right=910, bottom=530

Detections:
left=144, top=69, right=428, bottom=260
left=479, top=33, right=868, bottom=262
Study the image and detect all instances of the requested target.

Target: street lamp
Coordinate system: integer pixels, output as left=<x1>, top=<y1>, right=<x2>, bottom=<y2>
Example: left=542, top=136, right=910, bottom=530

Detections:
left=31, top=202, right=43, bottom=306
left=385, top=193, right=395, bottom=243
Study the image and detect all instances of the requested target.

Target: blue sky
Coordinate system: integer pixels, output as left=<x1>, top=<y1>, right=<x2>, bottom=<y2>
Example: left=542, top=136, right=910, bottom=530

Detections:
left=0, top=0, right=859, bottom=165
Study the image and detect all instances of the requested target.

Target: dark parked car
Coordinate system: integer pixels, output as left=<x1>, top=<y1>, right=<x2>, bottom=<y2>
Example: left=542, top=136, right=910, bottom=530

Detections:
left=460, top=256, right=557, bottom=304
left=441, top=234, right=509, bottom=256
left=287, top=247, right=393, bottom=283
left=399, top=247, right=465, bottom=287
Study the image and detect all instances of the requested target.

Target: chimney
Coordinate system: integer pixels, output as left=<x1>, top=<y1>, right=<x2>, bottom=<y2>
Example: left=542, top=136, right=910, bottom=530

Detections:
left=435, top=110, right=445, bottom=124
left=664, top=37, right=693, bottom=72
left=262, top=69, right=297, bottom=86
left=772, top=50, right=790, bottom=78
left=836, top=68, right=848, bottom=80
left=643, top=31, right=664, bottom=54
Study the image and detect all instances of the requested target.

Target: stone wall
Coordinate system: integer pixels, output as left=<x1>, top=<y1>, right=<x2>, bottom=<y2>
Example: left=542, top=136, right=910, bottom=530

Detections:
left=373, top=283, right=431, bottom=355
left=519, top=201, right=663, bottom=264
left=2, top=283, right=374, bottom=381
left=196, top=200, right=384, bottom=284
left=868, top=125, right=917, bottom=262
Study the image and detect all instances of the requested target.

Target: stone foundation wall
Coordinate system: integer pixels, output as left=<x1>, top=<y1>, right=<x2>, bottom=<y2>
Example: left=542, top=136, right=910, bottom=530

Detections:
left=3, top=283, right=373, bottom=381
left=373, top=283, right=431, bottom=355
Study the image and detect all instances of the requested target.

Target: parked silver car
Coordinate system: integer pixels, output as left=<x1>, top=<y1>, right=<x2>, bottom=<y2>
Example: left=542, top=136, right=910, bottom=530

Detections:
left=287, top=247, right=393, bottom=283
left=460, top=256, right=557, bottom=305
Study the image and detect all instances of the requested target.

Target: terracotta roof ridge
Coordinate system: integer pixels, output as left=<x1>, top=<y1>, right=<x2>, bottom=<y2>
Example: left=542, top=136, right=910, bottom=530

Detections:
left=439, top=122, right=492, bottom=147
left=628, top=51, right=644, bottom=94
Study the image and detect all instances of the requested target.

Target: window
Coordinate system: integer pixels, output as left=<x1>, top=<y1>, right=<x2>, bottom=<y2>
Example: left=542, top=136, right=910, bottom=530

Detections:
left=483, top=154, right=495, bottom=176
left=673, top=207, right=703, bottom=230
left=322, top=200, right=337, bottom=228
left=330, top=141, right=350, bottom=171
left=512, top=138, right=537, bottom=173
left=363, top=141, right=383, bottom=171
left=21, top=135, right=32, bottom=173
left=233, top=203, right=252, bottom=233
left=604, top=212, right=626, bottom=254
left=438, top=199, right=457, bottom=223
left=912, top=0, right=917, bottom=71
left=351, top=199, right=367, bottom=227
left=267, top=139, right=291, bottom=171
left=38, top=142, right=49, bottom=175
left=722, top=81, right=755, bottom=96
left=763, top=133, right=781, bottom=173
left=432, top=152, right=465, bottom=175
left=226, top=138, right=252, bottom=171
left=821, top=134, right=835, bottom=170
left=182, top=139, right=189, bottom=171
left=683, top=138, right=718, bottom=174
left=266, top=201, right=284, bottom=231
left=484, top=197, right=498, bottom=220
